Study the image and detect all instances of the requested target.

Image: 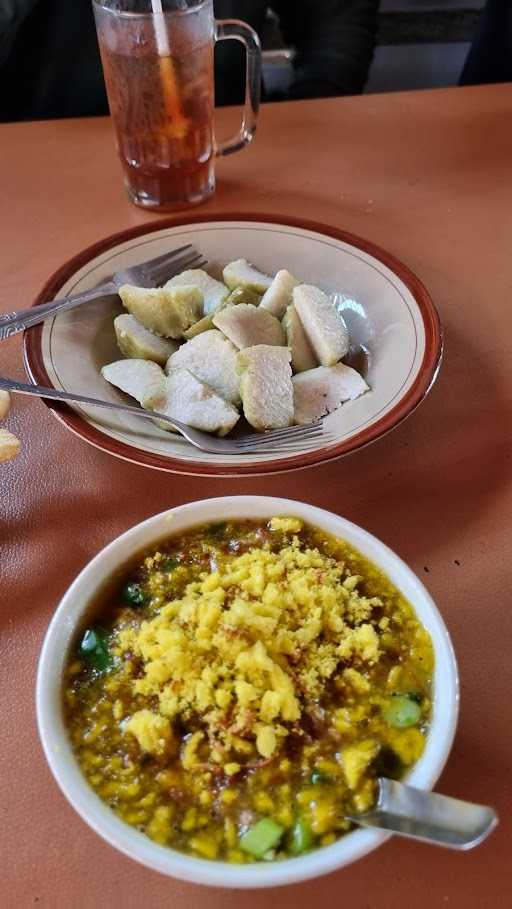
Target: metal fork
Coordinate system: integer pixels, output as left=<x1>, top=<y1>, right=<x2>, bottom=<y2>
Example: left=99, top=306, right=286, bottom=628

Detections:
left=0, top=244, right=206, bottom=340
left=1, top=378, right=330, bottom=455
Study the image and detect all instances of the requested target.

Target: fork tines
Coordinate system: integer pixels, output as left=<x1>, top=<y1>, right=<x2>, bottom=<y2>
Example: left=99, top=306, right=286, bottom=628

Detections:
left=235, top=420, right=326, bottom=450
left=147, top=250, right=207, bottom=287
left=241, top=435, right=335, bottom=455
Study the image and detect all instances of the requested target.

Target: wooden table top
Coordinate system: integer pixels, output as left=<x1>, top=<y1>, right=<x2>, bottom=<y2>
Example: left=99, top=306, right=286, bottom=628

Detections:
left=1, top=85, right=511, bottom=908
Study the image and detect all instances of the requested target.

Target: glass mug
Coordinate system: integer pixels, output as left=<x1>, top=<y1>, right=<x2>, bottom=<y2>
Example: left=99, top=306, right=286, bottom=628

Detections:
left=92, top=0, right=261, bottom=211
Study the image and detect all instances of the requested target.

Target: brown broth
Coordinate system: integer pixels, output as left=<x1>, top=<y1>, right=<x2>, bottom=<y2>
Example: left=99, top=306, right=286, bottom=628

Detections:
left=63, top=519, right=434, bottom=862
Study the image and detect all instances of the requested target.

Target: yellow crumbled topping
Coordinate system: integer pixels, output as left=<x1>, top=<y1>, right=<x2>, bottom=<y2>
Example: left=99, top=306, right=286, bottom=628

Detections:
left=386, top=727, right=425, bottom=764
left=386, top=665, right=402, bottom=690
left=146, top=805, right=174, bottom=844
left=181, top=731, right=204, bottom=770
left=254, top=791, right=275, bottom=813
left=268, top=516, right=304, bottom=534
left=113, top=699, right=124, bottom=720
left=255, top=723, right=277, bottom=758
left=343, top=667, right=370, bottom=693
left=124, top=709, right=176, bottom=757
left=189, top=833, right=218, bottom=859
left=339, top=740, right=379, bottom=790
left=118, top=538, right=383, bottom=764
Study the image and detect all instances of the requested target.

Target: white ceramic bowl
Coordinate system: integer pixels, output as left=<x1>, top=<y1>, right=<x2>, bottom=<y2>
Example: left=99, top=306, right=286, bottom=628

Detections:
left=37, top=497, right=459, bottom=889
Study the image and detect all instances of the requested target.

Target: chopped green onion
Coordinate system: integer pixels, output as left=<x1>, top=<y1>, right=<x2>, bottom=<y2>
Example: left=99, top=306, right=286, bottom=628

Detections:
left=288, top=817, right=314, bottom=855
left=383, top=695, right=421, bottom=728
left=208, top=522, right=227, bottom=538
left=79, top=628, right=112, bottom=672
left=310, top=769, right=331, bottom=785
left=239, top=818, right=284, bottom=858
left=162, top=558, right=179, bottom=572
left=122, top=583, right=146, bottom=607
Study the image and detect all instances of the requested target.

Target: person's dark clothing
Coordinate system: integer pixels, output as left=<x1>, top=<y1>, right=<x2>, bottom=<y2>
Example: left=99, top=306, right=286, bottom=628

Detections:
left=0, top=1, right=108, bottom=120
left=214, top=1, right=380, bottom=106
left=0, top=0, right=379, bottom=122
left=460, top=0, right=512, bottom=86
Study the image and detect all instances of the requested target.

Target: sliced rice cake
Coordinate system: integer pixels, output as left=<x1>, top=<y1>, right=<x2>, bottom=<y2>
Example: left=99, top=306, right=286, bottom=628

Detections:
left=260, top=269, right=300, bottom=319
left=161, top=368, right=240, bottom=436
left=119, top=284, right=202, bottom=339
left=114, top=314, right=178, bottom=366
left=293, top=284, right=350, bottom=367
left=293, top=364, right=369, bottom=424
left=165, top=269, right=229, bottom=315
left=223, top=259, right=273, bottom=294
left=166, top=330, right=240, bottom=405
left=101, top=359, right=167, bottom=409
left=283, top=303, right=317, bottom=373
left=213, top=304, right=285, bottom=349
left=237, top=345, right=293, bottom=430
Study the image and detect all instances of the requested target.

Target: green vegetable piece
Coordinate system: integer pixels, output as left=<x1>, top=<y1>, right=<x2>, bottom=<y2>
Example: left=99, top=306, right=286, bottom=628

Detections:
left=239, top=818, right=284, bottom=858
left=79, top=628, right=112, bottom=672
left=310, top=769, right=331, bottom=785
left=383, top=695, right=422, bottom=728
left=208, top=521, right=227, bottom=538
left=122, top=583, right=146, bottom=607
left=162, top=558, right=179, bottom=572
left=288, top=817, right=314, bottom=855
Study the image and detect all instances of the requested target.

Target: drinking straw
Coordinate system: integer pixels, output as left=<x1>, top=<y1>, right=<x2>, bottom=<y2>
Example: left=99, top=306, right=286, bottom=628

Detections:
left=151, top=0, right=189, bottom=138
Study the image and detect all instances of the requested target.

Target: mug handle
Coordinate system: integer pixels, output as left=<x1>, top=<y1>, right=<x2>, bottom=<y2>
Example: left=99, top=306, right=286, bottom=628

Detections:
left=214, top=19, right=262, bottom=156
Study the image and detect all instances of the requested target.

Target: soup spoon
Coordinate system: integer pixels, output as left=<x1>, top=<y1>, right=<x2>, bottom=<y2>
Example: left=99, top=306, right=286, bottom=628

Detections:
left=348, top=778, right=498, bottom=850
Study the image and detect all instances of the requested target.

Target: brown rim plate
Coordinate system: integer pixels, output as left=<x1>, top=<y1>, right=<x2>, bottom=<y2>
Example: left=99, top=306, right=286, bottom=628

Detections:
left=23, top=213, right=442, bottom=477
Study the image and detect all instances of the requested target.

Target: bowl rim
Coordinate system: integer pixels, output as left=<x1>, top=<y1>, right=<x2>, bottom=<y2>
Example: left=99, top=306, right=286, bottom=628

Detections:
left=36, top=496, right=459, bottom=889
left=23, top=212, right=442, bottom=477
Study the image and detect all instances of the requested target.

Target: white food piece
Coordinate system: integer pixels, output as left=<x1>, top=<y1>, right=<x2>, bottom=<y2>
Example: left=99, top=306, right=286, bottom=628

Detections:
left=223, top=259, right=273, bottom=294
left=101, top=359, right=167, bottom=409
left=292, top=364, right=369, bottom=424
left=119, top=284, right=202, bottom=339
left=237, top=345, right=293, bottom=430
left=165, top=269, right=229, bottom=315
left=161, top=368, right=240, bottom=436
left=260, top=269, right=300, bottom=319
left=213, top=304, right=285, bottom=349
left=114, top=314, right=178, bottom=366
left=293, top=284, right=350, bottom=366
left=182, top=285, right=257, bottom=340
left=0, top=428, right=21, bottom=463
left=166, top=330, right=240, bottom=405
left=0, top=389, right=11, bottom=421
left=283, top=303, right=317, bottom=373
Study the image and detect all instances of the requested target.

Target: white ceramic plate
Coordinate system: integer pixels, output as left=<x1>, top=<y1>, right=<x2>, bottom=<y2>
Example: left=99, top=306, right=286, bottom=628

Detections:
left=24, top=214, right=442, bottom=476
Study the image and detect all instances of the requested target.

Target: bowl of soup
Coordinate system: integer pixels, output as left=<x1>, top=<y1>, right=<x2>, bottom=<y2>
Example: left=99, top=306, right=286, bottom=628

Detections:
left=36, top=496, right=458, bottom=888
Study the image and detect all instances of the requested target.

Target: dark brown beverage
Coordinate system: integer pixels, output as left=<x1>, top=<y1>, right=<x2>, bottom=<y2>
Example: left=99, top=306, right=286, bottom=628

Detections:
left=97, top=12, right=215, bottom=209
left=93, top=0, right=261, bottom=211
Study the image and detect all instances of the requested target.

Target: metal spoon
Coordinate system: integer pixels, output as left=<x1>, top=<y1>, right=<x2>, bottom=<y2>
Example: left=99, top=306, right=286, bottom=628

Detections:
left=347, top=778, right=498, bottom=850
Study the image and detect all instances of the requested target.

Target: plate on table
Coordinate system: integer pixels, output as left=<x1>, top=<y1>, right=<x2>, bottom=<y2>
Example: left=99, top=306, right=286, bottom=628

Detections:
left=23, top=214, right=442, bottom=477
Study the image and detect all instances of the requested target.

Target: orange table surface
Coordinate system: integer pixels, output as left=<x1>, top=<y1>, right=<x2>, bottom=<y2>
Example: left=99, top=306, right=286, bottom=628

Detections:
left=1, top=86, right=511, bottom=908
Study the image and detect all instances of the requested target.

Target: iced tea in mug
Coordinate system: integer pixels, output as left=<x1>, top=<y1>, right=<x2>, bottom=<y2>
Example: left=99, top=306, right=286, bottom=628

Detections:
left=92, top=0, right=261, bottom=210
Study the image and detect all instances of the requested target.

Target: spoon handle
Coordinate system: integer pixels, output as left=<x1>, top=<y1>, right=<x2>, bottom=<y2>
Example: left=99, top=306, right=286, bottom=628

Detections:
left=347, top=778, right=498, bottom=850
